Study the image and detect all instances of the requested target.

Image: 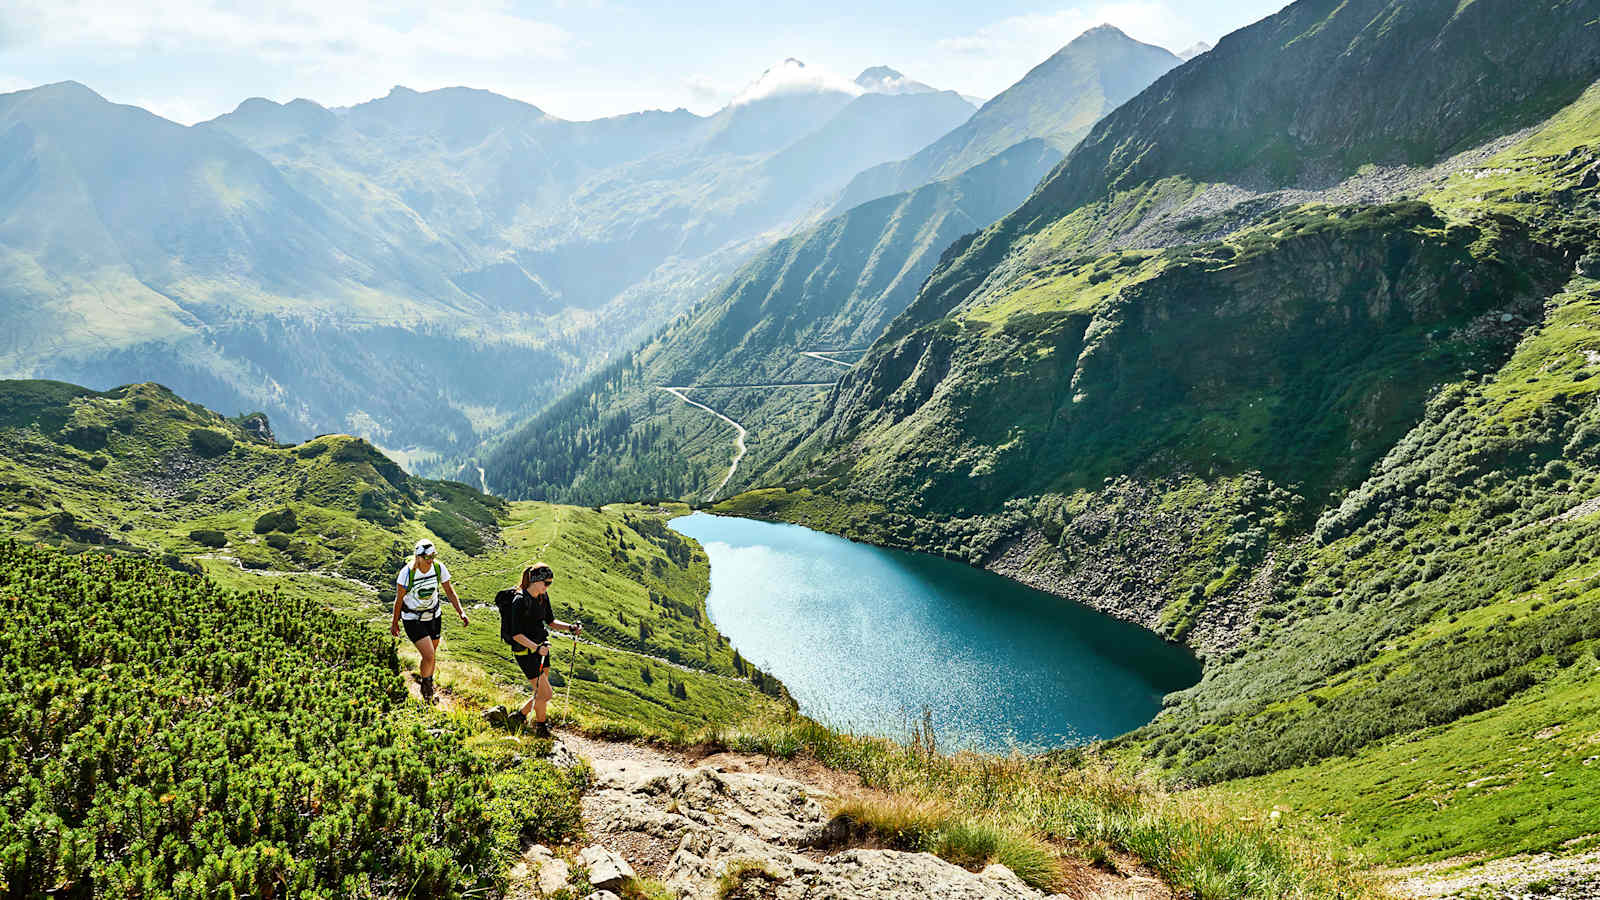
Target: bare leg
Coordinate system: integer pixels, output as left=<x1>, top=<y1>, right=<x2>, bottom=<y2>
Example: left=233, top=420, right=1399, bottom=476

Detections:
left=415, top=637, right=437, bottom=679
left=520, top=673, right=554, bottom=721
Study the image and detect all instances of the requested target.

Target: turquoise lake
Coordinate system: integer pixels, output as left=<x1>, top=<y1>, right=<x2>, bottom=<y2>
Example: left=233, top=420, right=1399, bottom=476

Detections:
left=670, top=513, right=1202, bottom=752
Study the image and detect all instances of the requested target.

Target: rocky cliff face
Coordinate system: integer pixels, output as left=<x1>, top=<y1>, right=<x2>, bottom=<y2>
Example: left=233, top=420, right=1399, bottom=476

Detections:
left=783, top=203, right=1567, bottom=516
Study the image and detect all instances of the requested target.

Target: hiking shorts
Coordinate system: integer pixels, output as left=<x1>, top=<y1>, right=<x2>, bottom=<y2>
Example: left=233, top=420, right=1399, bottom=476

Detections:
left=514, top=644, right=550, bottom=681
left=403, top=617, right=442, bottom=643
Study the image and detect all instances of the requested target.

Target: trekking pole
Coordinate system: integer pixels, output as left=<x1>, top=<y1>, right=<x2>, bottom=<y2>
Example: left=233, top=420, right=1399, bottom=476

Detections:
left=564, top=595, right=583, bottom=721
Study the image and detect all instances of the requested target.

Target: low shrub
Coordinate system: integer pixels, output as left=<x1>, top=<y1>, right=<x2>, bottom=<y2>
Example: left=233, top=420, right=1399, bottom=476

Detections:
left=187, top=428, right=234, bottom=457
left=188, top=529, right=227, bottom=548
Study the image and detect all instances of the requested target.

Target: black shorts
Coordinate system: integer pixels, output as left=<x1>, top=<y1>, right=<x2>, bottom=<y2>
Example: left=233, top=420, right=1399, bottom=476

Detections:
left=514, top=645, right=550, bottom=680
left=402, top=617, right=442, bottom=643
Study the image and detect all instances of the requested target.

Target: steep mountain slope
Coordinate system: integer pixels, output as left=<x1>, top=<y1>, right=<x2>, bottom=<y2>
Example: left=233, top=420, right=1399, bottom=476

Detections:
left=0, top=71, right=973, bottom=459
left=482, top=27, right=1188, bottom=505
left=480, top=139, right=1064, bottom=503
left=707, top=0, right=1600, bottom=870
left=827, top=26, right=1180, bottom=216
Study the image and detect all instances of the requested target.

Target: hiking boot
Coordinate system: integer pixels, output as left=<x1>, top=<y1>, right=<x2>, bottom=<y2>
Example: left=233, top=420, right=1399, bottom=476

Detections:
left=482, top=705, right=509, bottom=727
left=419, top=676, right=435, bottom=703
left=508, top=710, right=527, bottom=730
left=534, top=720, right=552, bottom=739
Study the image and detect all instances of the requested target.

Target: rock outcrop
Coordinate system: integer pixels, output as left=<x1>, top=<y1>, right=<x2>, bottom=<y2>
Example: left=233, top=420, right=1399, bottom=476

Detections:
left=544, top=735, right=1167, bottom=900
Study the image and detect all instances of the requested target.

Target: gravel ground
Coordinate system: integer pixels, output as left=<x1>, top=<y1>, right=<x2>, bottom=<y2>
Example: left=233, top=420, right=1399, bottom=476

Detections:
left=1385, top=849, right=1600, bottom=899
left=1114, top=126, right=1540, bottom=252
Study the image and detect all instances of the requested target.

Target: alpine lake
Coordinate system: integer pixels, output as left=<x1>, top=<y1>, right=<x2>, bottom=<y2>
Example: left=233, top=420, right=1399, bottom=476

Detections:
left=670, top=512, right=1201, bottom=752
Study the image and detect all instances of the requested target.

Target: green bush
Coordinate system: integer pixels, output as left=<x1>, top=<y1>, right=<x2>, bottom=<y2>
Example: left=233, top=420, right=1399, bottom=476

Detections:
left=60, top=424, right=108, bottom=451
left=188, top=529, right=227, bottom=548
left=264, top=533, right=292, bottom=550
left=485, top=757, right=587, bottom=849
left=0, top=541, right=504, bottom=896
left=424, top=509, right=484, bottom=555
left=187, top=428, right=234, bottom=457
left=253, top=508, right=299, bottom=534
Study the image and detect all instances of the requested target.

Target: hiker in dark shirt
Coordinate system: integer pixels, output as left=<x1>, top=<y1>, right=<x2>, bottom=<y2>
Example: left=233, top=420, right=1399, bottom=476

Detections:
left=495, top=563, right=581, bottom=737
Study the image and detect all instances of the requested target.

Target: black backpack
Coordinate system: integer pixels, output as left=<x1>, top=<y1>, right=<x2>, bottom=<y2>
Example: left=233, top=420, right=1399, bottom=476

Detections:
left=494, top=588, right=521, bottom=646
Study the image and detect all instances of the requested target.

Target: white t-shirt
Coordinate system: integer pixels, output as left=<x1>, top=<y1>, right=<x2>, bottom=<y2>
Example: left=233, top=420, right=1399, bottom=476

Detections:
left=396, top=560, right=451, bottom=620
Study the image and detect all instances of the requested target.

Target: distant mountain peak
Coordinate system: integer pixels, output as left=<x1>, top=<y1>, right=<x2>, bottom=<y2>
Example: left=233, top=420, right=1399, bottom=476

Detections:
left=20, top=80, right=106, bottom=103
left=854, top=66, right=939, bottom=95
left=1178, top=41, right=1212, bottom=60
left=731, top=58, right=862, bottom=106
left=233, top=96, right=282, bottom=113
left=1079, top=23, right=1131, bottom=39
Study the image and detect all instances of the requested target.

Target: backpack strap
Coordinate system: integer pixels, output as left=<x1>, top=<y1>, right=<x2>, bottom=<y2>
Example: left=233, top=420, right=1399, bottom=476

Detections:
left=402, top=562, right=442, bottom=616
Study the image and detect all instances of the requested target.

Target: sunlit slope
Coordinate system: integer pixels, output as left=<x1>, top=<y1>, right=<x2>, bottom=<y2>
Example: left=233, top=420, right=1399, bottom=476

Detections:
left=0, top=379, right=787, bottom=731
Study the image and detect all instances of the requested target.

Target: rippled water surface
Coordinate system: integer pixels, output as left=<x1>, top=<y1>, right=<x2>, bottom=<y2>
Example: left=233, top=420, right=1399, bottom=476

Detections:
left=670, top=513, right=1201, bottom=751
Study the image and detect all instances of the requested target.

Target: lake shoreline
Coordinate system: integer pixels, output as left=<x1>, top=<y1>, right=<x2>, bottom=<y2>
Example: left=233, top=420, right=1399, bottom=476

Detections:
left=671, top=511, right=1201, bottom=752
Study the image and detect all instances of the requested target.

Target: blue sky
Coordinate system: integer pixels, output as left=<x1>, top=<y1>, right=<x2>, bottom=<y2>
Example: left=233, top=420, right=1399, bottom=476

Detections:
left=0, top=1, right=1288, bottom=124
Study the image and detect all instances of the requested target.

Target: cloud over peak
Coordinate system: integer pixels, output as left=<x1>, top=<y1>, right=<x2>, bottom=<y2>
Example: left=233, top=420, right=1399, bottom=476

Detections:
left=730, top=58, right=862, bottom=106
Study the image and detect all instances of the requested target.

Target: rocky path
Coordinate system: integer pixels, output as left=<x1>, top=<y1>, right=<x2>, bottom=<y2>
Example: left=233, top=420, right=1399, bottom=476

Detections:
left=508, top=730, right=1172, bottom=900
left=1385, top=849, right=1600, bottom=899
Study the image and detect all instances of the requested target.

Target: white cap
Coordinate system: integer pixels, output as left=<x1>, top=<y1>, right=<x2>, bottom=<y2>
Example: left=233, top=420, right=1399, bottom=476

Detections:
left=414, top=539, right=436, bottom=557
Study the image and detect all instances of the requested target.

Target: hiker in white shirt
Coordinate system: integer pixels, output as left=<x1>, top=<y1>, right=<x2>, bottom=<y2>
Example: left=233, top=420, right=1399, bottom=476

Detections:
left=390, top=538, right=468, bottom=702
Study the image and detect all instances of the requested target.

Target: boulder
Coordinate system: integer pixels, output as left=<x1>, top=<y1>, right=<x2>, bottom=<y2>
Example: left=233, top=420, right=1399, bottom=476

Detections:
left=517, top=845, right=572, bottom=896
left=1578, top=252, right=1600, bottom=279
left=587, top=757, right=1062, bottom=899
left=577, top=845, right=636, bottom=891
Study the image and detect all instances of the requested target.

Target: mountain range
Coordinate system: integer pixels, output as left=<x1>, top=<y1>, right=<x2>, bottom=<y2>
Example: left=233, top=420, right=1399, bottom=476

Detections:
left=0, top=61, right=981, bottom=461
left=481, top=26, right=1183, bottom=501
left=12, top=0, right=1600, bottom=890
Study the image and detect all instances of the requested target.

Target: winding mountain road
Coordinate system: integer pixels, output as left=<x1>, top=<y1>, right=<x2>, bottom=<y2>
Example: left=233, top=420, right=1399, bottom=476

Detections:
left=654, top=350, right=868, bottom=501
left=658, top=387, right=750, bottom=502
left=798, top=349, right=865, bottom=367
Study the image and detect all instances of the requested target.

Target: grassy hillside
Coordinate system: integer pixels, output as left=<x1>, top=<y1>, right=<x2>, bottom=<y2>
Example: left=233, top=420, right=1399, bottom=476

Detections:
left=0, top=379, right=788, bottom=733
left=0, top=378, right=1382, bottom=899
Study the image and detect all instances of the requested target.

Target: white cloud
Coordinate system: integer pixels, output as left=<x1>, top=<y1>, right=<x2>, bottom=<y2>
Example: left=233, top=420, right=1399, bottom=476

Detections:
left=684, top=74, right=732, bottom=112
left=0, top=0, right=572, bottom=122
left=3, top=0, right=571, bottom=60
left=729, top=58, right=861, bottom=106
